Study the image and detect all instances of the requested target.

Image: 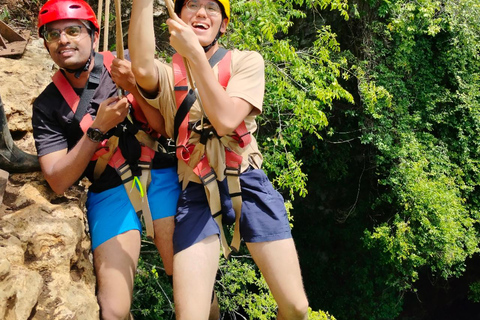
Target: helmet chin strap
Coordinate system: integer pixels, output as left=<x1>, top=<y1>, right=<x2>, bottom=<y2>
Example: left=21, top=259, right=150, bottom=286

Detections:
left=63, top=54, right=92, bottom=78
left=202, top=26, right=223, bottom=53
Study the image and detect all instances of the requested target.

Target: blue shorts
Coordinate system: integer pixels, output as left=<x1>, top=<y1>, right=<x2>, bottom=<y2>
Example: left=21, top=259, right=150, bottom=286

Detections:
left=173, top=167, right=292, bottom=254
left=86, top=166, right=181, bottom=250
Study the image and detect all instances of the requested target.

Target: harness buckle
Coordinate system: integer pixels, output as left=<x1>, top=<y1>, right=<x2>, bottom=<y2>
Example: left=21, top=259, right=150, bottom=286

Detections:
left=224, top=165, right=241, bottom=176
left=224, top=147, right=243, bottom=176
left=237, top=131, right=250, bottom=139
left=199, top=167, right=217, bottom=185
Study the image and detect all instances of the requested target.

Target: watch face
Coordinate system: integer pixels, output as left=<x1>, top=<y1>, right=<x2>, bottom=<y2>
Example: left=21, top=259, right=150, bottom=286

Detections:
left=87, top=128, right=104, bottom=142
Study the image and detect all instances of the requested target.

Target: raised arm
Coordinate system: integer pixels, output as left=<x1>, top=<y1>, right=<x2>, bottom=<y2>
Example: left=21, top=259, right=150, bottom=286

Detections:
left=111, top=57, right=168, bottom=136
left=166, top=16, right=255, bottom=136
left=129, top=0, right=159, bottom=95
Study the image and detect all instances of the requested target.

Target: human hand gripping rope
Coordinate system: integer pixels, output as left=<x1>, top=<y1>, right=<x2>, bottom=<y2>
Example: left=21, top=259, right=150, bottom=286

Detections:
left=165, top=0, right=207, bottom=126
left=96, top=0, right=154, bottom=236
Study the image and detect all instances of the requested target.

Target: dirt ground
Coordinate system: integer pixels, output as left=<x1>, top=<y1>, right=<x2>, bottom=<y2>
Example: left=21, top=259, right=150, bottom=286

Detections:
left=1, top=0, right=41, bottom=30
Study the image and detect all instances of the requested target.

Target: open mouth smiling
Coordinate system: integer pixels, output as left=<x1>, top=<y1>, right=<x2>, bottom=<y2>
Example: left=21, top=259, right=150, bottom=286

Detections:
left=192, top=22, right=209, bottom=30
left=58, top=47, right=77, bottom=55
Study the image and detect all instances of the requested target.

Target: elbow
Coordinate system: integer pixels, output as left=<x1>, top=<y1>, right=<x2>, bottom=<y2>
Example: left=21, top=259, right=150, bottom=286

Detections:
left=215, top=123, right=239, bottom=137
left=215, top=128, right=230, bottom=138
left=45, top=176, right=67, bottom=195
left=132, top=64, right=155, bottom=84
left=213, top=100, right=254, bottom=137
left=52, top=187, right=66, bottom=195
left=131, top=64, right=158, bottom=94
left=49, top=184, right=67, bottom=195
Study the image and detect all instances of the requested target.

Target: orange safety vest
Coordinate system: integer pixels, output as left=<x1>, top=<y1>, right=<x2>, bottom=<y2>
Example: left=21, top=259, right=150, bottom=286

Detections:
left=173, top=48, right=252, bottom=257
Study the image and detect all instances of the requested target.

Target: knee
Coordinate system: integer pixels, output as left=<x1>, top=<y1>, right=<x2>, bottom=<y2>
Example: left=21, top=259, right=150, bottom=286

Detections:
left=278, top=298, right=309, bottom=320
left=98, top=294, right=132, bottom=320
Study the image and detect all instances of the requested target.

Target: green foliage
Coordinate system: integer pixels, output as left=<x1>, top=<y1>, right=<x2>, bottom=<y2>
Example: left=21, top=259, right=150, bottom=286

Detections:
left=132, top=241, right=174, bottom=319
left=223, top=0, right=352, bottom=199
left=468, top=280, right=480, bottom=303
left=355, top=0, right=480, bottom=292
left=292, top=0, right=480, bottom=318
left=0, top=6, right=11, bottom=22
left=217, top=256, right=278, bottom=319
left=217, top=252, right=337, bottom=319
left=308, top=308, right=337, bottom=319
left=362, top=133, right=478, bottom=291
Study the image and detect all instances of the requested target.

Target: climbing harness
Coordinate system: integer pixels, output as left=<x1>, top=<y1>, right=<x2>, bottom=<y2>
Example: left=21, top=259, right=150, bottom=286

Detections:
left=173, top=48, right=252, bottom=258
left=52, top=51, right=164, bottom=239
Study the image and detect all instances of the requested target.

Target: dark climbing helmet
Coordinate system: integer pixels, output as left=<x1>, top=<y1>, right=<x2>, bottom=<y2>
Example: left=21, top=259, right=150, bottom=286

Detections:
left=37, top=0, right=100, bottom=37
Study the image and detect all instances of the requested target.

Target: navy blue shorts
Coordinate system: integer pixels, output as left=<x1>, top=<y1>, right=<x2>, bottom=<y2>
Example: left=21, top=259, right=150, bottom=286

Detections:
left=173, top=167, right=292, bottom=254
left=86, top=166, right=181, bottom=250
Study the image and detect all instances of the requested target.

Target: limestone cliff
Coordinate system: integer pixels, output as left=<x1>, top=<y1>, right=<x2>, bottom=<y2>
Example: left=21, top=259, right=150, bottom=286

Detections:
left=0, top=38, right=99, bottom=320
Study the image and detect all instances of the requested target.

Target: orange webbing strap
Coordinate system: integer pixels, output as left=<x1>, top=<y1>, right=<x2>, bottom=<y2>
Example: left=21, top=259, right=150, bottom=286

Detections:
left=52, top=71, right=79, bottom=111
left=101, top=51, right=115, bottom=72
left=217, top=50, right=231, bottom=89
left=173, top=53, right=192, bottom=161
left=110, top=150, right=141, bottom=212
left=93, top=122, right=160, bottom=181
left=100, top=51, right=157, bottom=238
left=52, top=68, right=118, bottom=178
left=52, top=71, right=94, bottom=132
left=93, top=91, right=160, bottom=180
left=233, top=121, right=251, bottom=147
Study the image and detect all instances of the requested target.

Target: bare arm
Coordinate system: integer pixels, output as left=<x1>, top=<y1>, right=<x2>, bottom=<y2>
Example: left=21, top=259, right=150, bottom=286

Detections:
left=129, top=0, right=159, bottom=95
left=111, top=57, right=168, bottom=136
left=39, top=96, right=130, bottom=194
left=167, top=17, right=253, bottom=136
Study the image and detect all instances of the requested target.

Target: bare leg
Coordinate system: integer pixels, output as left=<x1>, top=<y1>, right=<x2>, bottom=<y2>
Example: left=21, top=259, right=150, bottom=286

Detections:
left=94, top=230, right=142, bottom=320
left=173, top=235, right=220, bottom=320
left=247, top=238, right=309, bottom=320
left=153, top=216, right=175, bottom=276
left=154, top=217, right=219, bottom=319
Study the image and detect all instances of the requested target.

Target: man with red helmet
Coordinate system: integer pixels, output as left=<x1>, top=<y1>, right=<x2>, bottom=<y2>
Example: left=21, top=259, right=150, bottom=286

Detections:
left=37, top=0, right=100, bottom=78
left=128, top=0, right=309, bottom=319
left=32, top=0, right=181, bottom=319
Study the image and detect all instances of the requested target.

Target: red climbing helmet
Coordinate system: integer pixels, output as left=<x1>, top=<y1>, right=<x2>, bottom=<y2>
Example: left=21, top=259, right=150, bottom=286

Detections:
left=38, top=0, right=99, bottom=36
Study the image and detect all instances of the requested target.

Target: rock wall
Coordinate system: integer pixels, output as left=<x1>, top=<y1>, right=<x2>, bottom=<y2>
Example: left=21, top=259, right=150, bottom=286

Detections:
left=0, top=38, right=99, bottom=319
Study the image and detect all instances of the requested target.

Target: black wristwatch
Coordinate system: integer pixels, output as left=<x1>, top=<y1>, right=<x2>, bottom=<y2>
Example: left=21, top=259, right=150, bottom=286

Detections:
left=86, top=127, right=105, bottom=143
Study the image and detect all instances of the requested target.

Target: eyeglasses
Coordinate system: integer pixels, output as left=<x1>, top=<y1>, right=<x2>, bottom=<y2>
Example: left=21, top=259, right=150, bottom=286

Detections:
left=184, top=0, right=221, bottom=16
left=43, top=25, right=87, bottom=43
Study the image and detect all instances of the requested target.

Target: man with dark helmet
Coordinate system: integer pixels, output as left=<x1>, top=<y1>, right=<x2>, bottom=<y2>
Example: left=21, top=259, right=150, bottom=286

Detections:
left=32, top=0, right=181, bottom=319
left=128, top=0, right=310, bottom=319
